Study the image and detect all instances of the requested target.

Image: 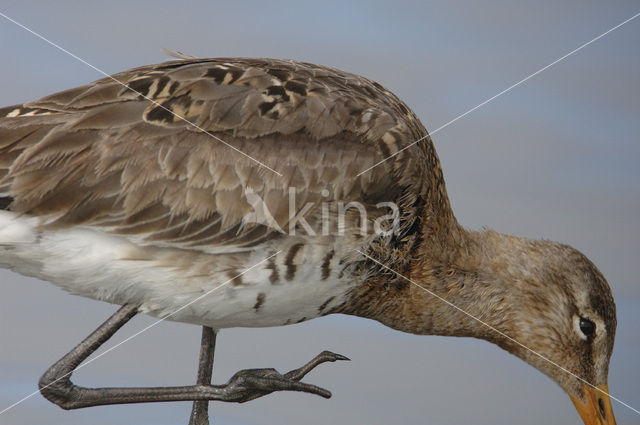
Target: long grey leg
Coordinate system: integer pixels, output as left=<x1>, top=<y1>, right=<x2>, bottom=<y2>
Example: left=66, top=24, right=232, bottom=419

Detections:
left=39, top=304, right=349, bottom=412
left=189, top=327, right=217, bottom=425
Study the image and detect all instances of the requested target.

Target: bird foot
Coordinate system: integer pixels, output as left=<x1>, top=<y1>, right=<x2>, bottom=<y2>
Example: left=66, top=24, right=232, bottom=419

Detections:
left=218, top=351, right=350, bottom=403
left=38, top=306, right=349, bottom=425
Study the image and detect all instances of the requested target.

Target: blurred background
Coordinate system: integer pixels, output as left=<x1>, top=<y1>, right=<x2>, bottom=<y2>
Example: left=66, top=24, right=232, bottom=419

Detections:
left=0, top=1, right=638, bottom=424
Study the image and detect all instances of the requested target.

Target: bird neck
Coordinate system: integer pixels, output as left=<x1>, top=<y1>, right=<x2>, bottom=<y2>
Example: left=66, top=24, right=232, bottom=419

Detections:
left=361, top=229, right=530, bottom=346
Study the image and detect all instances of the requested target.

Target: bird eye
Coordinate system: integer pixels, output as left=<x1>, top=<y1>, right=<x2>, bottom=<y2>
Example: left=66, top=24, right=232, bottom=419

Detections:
left=579, top=317, right=595, bottom=338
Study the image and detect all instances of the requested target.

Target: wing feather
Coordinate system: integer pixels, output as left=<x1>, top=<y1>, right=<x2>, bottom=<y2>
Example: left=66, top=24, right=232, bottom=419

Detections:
left=0, top=58, right=436, bottom=252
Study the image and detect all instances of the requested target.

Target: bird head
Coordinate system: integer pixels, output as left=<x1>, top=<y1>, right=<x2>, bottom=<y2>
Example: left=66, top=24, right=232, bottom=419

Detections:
left=367, top=229, right=618, bottom=424
left=478, top=234, right=618, bottom=425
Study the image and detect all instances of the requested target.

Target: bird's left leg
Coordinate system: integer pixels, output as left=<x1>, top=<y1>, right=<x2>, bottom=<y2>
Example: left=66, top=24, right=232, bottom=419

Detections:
left=39, top=304, right=348, bottom=410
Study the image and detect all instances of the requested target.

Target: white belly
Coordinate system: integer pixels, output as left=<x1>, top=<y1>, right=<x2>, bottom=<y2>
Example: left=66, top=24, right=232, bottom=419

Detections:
left=0, top=211, right=353, bottom=328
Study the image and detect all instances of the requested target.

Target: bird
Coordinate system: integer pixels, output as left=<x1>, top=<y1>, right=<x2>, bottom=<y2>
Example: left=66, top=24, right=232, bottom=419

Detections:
left=0, top=56, right=617, bottom=425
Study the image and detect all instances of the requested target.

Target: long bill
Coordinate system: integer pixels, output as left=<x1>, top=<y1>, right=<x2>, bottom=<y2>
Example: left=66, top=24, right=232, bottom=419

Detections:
left=570, top=384, right=616, bottom=425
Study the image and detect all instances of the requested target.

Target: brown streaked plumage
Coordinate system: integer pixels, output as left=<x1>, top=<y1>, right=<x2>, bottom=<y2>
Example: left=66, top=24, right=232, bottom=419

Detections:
left=0, top=57, right=616, bottom=425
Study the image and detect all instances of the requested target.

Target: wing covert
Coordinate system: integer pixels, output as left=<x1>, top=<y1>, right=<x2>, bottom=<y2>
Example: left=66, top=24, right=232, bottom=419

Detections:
left=0, top=58, right=435, bottom=252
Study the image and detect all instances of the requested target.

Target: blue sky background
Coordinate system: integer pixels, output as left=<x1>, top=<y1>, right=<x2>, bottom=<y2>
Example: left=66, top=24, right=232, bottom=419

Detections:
left=0, top=1, right=638, bottom=424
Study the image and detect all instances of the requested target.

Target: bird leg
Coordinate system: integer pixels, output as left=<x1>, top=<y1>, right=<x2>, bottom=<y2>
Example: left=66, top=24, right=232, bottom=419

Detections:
left=39, top=304, right=349, bottom=413
left=189, top=326, right=217, bottom=425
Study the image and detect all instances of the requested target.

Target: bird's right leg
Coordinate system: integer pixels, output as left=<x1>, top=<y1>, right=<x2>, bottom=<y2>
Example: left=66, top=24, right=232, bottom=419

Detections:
left=188, top=326, right=217, bottom=425
left=39, top=304, right=347, bottom=411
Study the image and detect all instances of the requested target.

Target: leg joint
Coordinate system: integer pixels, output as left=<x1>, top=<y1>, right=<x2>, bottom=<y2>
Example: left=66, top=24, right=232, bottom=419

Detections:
left=38, top=371, right=79, bottom=410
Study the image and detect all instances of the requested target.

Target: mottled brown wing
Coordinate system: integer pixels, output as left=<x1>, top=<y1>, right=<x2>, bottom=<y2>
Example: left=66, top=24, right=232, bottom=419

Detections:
left=0, top=58, right=433, bottom=251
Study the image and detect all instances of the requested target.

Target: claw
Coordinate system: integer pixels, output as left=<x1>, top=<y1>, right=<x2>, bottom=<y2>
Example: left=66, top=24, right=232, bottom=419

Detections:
left=221, top=351, right=349, bottom=403
left=285, top=350, right=350, bottom=381
left=318, top=350, right=351, bottom=362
